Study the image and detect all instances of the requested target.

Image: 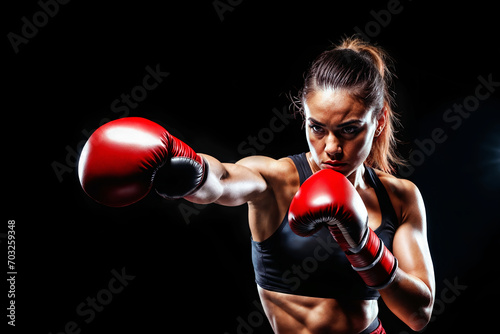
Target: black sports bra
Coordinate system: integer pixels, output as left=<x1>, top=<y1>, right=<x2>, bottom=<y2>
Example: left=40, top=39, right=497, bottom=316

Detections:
left=251, top=153, right=398, bottom=299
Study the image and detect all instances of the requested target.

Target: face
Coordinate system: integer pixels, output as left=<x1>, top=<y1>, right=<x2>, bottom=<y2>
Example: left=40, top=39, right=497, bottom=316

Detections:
left=304, top=89, right=383, bottom=177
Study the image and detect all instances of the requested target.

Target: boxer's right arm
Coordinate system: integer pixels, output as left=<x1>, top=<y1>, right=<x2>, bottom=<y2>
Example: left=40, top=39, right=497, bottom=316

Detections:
left=78, top=117, right=272, bottom=207
left=184, top=154, right=269, bottom=206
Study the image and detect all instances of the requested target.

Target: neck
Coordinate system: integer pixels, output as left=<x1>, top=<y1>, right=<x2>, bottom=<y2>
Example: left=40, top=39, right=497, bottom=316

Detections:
left=347, top=164, right=368, bottom=190
left=306, top=152, right=321, bottom=173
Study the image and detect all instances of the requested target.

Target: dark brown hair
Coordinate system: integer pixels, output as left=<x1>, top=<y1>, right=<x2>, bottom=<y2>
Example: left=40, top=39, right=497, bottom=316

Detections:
left=296, top=36, right=404, bottom=174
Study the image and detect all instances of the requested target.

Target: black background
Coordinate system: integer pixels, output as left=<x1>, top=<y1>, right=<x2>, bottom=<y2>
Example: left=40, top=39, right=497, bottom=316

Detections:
left=4, top=0, right=500, bottom=333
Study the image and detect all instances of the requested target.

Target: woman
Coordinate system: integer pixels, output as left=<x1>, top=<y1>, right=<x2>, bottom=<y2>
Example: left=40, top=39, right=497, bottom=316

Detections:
left=79, top=37, right=435, bottom=333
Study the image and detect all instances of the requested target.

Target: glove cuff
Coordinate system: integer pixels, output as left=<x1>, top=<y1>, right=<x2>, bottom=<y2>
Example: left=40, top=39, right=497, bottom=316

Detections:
left=154, top=156, right=208, bottom=199
left=346, top=228, right=398, bottom=289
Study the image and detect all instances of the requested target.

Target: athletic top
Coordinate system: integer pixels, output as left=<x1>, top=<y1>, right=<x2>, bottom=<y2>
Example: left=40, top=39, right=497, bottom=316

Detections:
left=251, top=153, right=398, bottom=299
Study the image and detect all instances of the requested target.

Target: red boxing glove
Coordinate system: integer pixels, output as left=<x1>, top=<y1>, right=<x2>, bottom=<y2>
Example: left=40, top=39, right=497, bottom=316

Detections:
left=288, top=169, right=398, bottom=289
left=78, top=117, right=207, bottom=207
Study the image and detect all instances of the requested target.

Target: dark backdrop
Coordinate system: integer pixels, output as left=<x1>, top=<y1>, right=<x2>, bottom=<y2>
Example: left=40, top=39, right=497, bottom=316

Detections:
left=4, top=0, right=500, bottom=333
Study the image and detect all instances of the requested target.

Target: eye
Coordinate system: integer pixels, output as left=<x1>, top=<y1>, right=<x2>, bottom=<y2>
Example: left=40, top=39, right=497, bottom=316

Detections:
left=308, top=124, right=325, bottom=135
left=340, top=126, right=359, bottom=135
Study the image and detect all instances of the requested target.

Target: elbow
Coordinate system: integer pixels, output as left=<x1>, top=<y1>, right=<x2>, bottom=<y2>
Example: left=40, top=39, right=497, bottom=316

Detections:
left=407, top=316, right=429, bottom=332
left=404, top=303, right=434, bottom=332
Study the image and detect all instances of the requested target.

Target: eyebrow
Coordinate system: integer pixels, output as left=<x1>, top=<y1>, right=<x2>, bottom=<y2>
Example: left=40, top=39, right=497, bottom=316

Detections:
left=308, top=117, right=363, bottom=128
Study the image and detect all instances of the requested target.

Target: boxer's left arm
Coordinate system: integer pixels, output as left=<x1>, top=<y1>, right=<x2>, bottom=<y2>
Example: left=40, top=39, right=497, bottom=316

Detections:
left=378, top=179, right=435, bottom=332
left=288, top=171, right=435, bottom=331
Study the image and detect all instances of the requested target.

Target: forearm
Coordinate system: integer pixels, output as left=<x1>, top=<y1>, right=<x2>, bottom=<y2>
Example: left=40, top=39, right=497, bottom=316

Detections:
left=379, top=267, right=434, bottom=331
left=184, top=154, right=267, bottom=206
left=183, top=154, right=224, bottom=204
left=335, top=226, right=434, bottom=330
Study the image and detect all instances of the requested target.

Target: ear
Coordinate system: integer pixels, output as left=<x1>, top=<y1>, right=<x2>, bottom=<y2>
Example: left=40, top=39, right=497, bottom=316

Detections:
left=374, top=106, right=388, bottom=137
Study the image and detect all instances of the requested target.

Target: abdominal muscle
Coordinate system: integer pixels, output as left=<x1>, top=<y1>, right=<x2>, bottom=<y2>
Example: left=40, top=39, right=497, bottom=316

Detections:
left=258, top=286, right=378, bottom=334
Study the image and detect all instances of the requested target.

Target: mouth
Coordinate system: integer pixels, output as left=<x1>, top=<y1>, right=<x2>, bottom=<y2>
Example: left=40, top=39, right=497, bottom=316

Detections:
left=321, top=161, right=348, bottom=171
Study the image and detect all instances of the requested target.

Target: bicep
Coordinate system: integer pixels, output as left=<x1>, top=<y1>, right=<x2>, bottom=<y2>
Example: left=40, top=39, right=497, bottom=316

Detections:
left=216, top=158, right=270, bottom=206
left=185, top=154, right=269, bottom=206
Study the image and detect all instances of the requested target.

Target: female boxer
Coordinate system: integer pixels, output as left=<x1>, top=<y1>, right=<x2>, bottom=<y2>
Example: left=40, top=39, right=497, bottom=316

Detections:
left=79, top=37, right=435, bottom=333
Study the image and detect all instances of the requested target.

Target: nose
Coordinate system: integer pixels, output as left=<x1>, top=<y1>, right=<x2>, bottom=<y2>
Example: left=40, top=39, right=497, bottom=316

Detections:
left=324, top=133, right=342, bottom=159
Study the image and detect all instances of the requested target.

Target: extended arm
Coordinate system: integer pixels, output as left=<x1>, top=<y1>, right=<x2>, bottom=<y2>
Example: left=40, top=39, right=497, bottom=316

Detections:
left=78, top=117, right=269, bottom=208
left=184, top=154, right=268, bottom=206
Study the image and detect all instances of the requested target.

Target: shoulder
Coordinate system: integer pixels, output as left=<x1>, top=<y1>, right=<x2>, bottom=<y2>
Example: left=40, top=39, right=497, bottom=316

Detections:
left=374, top=169, right=421, bottom=200
left=237, top=155, right=301, bottom=207
left=237, top=155, right=299, bottom=185
left=374, top=169, right=426, bottom=227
